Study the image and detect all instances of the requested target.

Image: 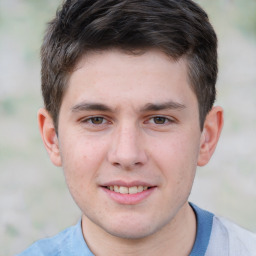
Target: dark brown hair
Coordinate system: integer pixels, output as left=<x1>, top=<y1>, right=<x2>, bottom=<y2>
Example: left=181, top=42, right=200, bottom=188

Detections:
left=41, top=0, right=218, bottom=131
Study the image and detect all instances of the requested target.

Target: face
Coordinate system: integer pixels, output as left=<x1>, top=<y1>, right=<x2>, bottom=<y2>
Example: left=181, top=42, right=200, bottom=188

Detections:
left=54, top=49, right=204, bottom=239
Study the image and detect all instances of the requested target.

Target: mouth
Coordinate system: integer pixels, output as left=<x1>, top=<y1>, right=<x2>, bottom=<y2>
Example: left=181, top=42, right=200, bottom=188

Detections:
left=105, top=185, right=150, bottom=194
left=101, top=183, right=156, bottom=205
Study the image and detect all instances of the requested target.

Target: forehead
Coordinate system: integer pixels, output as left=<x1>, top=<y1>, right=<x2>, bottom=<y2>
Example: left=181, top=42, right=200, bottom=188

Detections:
left=62, top=49, right=197, bottom=110
left=75, top=48, right=187, bottom=77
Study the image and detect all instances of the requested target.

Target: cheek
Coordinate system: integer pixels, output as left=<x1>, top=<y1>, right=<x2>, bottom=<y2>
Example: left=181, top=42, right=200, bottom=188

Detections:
left=59, top=135, right=108, bottom=189
left=149, top=132, right=200, bottom=184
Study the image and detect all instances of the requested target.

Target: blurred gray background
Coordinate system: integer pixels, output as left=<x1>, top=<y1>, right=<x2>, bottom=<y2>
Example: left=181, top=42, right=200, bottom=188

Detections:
left=0, top=0, right=256, bottom=255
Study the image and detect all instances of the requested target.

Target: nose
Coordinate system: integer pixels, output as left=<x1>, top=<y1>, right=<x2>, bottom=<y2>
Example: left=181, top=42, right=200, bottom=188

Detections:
left=107, top=123, right=148, bottom=169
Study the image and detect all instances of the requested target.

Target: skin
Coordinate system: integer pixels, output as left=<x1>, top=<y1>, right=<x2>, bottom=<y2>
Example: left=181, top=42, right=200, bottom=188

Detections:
left=38, top=49, right=223, bottom=255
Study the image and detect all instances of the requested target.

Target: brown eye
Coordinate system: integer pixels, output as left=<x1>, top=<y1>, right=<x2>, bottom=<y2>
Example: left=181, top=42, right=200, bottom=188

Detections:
left=153, top=117, right=167, bottom=124
left=90, top=117, right=104, bottom=124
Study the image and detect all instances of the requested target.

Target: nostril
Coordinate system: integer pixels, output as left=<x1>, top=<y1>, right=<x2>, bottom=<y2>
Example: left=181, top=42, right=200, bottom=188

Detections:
left=112, top=161, right=142, bottom=169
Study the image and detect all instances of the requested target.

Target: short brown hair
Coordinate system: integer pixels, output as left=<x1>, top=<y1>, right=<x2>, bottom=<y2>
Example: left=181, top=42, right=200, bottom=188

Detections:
left=41, top=0, right=218, bottom=131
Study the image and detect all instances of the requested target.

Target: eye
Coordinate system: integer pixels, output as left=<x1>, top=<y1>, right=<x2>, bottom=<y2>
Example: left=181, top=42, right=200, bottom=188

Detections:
left=81, top=116, right=107, bottom=125
left=152, top=116, right=168, bottom=124
left=144, top=115, right=176, bottom=130
left=147, top=116, right=173, bottom=125
left=89, top=117, right=105, bottom=124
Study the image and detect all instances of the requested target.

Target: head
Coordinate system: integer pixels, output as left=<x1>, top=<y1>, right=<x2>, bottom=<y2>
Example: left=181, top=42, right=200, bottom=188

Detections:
left=41, top=0, right=218, bottom=132
left=38, top=0, right=223, bottom=248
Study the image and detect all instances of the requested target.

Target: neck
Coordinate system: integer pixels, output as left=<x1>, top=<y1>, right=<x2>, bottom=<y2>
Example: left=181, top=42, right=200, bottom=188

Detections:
left=82, top=202, right=196, bottom=256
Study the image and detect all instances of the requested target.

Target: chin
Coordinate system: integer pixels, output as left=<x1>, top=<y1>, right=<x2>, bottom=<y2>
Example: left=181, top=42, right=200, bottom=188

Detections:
left=102, top=217, right=163, bottom=240
left=107, top=226, right=155, bottom=240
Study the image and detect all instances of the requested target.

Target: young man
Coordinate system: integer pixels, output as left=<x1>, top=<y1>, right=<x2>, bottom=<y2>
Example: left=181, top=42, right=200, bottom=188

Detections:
left=18, top=0, right=256, bottom=255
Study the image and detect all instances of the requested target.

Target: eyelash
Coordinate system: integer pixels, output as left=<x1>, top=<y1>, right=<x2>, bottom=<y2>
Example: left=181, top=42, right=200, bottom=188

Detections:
left=147, top=116, right=174, bottom=125
left=81, top=116, right=109, bottom=125
left=81, top=115, right=174, bottom=126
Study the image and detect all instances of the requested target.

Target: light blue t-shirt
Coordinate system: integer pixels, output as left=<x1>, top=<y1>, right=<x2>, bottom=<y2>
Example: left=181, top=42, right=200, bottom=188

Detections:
left=16, top=204, right=256, bottom=256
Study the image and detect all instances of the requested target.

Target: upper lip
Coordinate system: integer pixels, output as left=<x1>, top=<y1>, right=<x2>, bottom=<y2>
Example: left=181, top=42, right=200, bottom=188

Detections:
left=101, top=180, right=155, bottom=188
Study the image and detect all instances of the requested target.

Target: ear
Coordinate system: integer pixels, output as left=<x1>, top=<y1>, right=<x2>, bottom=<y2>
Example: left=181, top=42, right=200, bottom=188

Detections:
left=38, top=108, right=62, bottom=167
left=197, top=106, right=224, bottom=166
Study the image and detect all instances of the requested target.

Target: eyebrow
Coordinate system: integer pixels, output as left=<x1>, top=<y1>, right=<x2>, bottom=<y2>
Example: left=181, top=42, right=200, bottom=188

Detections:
left=140, top=101, right=186, bottom=112
left=71, top=100, right=186, bottom=113
left=71, top=102, right=113, bottom=112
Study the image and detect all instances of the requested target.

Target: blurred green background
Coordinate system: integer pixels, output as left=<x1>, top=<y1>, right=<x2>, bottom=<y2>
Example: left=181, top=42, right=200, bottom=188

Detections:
left=0, top=0, right=256, bottom=255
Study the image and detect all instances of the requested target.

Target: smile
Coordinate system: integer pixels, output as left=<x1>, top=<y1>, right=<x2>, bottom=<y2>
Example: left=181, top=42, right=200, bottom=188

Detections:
left=106, top=185, right=149, bottom=194
left=102, top=184, right=156, bottom=205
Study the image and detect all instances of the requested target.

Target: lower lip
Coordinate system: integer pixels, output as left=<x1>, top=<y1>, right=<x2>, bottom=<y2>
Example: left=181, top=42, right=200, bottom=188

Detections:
left=101, top=187, right=156, bottom=205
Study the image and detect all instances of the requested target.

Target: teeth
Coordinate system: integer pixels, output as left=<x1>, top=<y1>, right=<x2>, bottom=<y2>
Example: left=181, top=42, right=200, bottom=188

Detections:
left=129, top=186, right=138, bottom=194
left=119, top=186, right=129, bottom=194
left=138, top=186, right=144, bottom=192
left=107, top=185, right=149, bottom=194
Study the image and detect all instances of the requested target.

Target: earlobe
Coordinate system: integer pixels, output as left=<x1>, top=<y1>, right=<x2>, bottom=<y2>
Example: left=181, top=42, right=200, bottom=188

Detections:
left=38, top=108, right=62, bottom=167
left=197, top=106, right=224, bottom=166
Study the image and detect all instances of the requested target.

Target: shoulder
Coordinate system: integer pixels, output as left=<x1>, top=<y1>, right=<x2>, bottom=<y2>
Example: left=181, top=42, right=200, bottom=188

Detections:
left=217, top=216, right=256, bottom=254
left=16, top=220, right=93, bottom=256
left=206, top=215, right=256, bottom=256
left=16, top=225, right=75, bottom=256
